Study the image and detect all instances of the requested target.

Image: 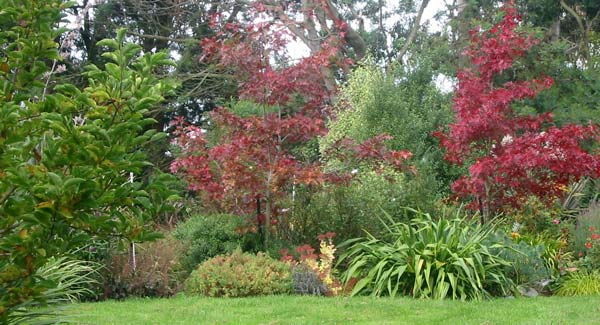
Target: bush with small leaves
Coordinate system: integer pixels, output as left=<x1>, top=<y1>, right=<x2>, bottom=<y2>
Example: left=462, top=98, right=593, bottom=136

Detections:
left=291, top=264, right=329, bottom=296
left=184, top=251, right=292, bottom=297
left=281, top=232, right=342, bottom=296
left=487, top=232, right=551, bottom=286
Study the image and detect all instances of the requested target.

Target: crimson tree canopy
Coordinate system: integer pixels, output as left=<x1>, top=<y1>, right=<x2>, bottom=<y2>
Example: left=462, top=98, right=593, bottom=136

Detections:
left=435, top=1, right=600, bottom=216
left=170, top=15, right=411, bottom=245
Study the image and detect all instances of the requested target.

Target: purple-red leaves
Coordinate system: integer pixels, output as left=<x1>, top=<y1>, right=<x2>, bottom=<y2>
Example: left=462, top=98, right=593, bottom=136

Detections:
left=436, top=1, right=600, bottom=213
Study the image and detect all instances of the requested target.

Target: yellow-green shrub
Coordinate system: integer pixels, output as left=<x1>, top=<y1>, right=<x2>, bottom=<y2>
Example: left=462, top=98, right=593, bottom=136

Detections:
left=556, top=270, right=600, bottom=296
left=184, top=251, right=292, bottom=297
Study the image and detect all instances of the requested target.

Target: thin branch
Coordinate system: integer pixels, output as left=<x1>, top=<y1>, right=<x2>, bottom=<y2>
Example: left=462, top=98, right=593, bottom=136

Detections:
left=0, top=187, right=16, bottom=206
left=126, top=31, right=197, bottom=44
left=560, top=0, right=585, bottom=35
left=396, top=0, right=430, bottom=62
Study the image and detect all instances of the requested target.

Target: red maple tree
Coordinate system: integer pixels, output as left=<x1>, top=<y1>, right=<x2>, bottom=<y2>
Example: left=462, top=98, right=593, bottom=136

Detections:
left=436, top=1, right=600, bottom=219
left=171, top=12, right=411, bottom=245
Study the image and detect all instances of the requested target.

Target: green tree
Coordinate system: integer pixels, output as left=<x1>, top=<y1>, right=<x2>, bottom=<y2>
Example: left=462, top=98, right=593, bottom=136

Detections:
left=0, top=0, right=176, bottom=321
left=321, top=61, right=455, bottom=201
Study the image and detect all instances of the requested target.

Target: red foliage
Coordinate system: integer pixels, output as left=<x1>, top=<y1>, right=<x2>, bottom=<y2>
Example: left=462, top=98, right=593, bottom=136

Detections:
left=200, top=11, right=345, bottom=110
left=436, top=1, right=600, bottom=214
left=171, top=15, right=413, bottom=228
left=170, top=109, right=327, bottom=215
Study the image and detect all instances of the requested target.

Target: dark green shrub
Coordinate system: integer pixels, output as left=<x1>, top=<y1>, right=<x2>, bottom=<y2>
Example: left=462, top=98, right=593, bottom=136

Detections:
left=173, top=214, right=258, bottom=273
left=184, top=250, right=292, bottom=297
left=0, top=2, right=175, bottom=319
left=104, top=236, right=185, bottom=299
left=339, top=209, right=514, bottom=300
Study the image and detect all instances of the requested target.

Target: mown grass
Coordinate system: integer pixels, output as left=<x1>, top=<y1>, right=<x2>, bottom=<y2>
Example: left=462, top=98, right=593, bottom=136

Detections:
left=59, top=295, right=600, bottom=324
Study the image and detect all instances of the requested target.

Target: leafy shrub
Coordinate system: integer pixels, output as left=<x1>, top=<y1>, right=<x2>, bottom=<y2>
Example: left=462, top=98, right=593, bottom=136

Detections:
left=0, top=2, right=175, bottom=319
left=517, top=231, right=572, bottom=277
left=173, top=214, right=258, bottom=273
left=488, top=232, right=551, bottom=285
left=8, top=257, right=99, bottom=324
left=321, top=60, right=454, bottom=192
left=510, top=196, right=563, bottom=234
left=291, top=265, right=329, bottom=296
left=104, top=236, right=185, bottom=299
left=184, top=250, right=292, bottom=297
left=285, top=170, right=438, bottom=244
left=339, top=209, right=514, bottom=300
left=556, top=270, right=600, bottom=296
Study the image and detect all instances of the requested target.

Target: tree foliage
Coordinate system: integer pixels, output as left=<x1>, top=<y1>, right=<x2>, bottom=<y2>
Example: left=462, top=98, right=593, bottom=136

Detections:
left=0, top=0, right=177, bottom=320
left=435, top=1, right=600, bottom=218
left=171, top=17, right=413, bottom=247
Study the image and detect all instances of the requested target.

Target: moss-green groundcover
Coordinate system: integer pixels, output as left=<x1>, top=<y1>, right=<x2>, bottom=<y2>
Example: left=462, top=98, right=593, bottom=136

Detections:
left=62, top=295, right=600, bottom=324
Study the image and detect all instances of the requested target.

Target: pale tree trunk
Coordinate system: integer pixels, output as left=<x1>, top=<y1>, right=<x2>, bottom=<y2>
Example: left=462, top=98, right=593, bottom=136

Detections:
left=454, top=0, right=471, bottom=69
left=396, top=0, right=430, bottom=63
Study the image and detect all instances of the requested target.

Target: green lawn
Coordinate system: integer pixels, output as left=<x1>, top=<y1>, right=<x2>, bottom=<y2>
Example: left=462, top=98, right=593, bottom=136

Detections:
left=59, top=295, right=600, bottom=324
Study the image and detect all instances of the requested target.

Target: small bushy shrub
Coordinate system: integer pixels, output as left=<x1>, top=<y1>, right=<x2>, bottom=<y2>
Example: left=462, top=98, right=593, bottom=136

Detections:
left=520, top=232, right=571, bottom=276
left=509, top=196, right=563, bottom=234
left=291, top=265, right=329, bottom=296
left=339, top=209, right=514, bottom=300
left=184, top=251, right=292, bottom=297
left=173, top=214, right=257, bottom=273
left=556, top=270, right=600, bottom=296
left=488, top=232, right=551, bottom=285
left=104, top=236, right=184, bottom=299
left=285, top=171, right=439, bottom=244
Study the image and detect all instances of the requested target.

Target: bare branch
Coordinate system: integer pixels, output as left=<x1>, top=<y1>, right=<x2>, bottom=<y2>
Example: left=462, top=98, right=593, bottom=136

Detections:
left=396, top=0, right=430, bottom=62
left=126, top=31, right=197, bottom=44
left=560, top=0, right=586, bottom=35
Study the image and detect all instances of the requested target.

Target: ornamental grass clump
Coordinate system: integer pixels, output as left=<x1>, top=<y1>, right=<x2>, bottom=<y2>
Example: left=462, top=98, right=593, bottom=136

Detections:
left=8, top=257, right=99, bottom=324
left=339, top=208, right=514, bottom=300
left=184, top=250, right=292, bottom=297
left=556, top=270, right=600, bottom=296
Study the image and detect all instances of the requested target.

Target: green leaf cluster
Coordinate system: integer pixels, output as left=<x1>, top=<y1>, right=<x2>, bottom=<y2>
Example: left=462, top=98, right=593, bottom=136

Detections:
left=321, top=60, right=457, bottom=197
left=0, top=0, right=177, bottom=321
left=173, top=214, right=258, bottom=274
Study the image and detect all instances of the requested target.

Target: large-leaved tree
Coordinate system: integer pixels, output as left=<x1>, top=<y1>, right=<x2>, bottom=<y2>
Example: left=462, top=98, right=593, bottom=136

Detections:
left=0, top=0, right=177, bottom=321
